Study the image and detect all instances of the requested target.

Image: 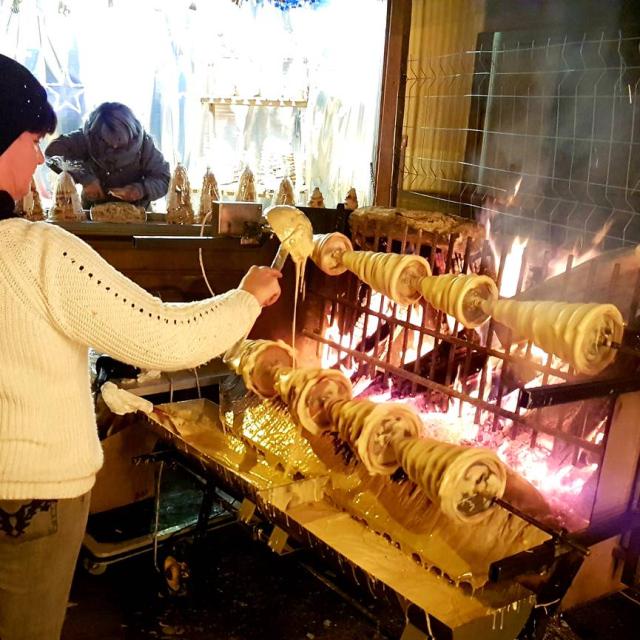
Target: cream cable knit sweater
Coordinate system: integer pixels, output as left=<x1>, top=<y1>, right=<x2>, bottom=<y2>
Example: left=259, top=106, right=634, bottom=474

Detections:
left=0, top=218, right=261, bottom=499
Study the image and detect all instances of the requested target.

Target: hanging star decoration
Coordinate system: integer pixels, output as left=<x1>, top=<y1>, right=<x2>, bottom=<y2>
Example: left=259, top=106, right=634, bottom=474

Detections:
left=46, top=68, right=85, bottom=121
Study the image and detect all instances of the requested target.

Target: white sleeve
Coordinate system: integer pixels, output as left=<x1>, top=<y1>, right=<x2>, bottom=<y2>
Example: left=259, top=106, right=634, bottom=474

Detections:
left=36, top=224, right=261, bottom=371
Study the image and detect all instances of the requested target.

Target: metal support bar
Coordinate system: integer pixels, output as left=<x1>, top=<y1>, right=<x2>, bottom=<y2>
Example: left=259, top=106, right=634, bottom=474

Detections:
left=194, top=477, right=217, bottom=546
left=519, top=376, right=640, bottom=409
left=490, top=508, right=640, bottom=584
left=374, top=0, right=412, bottom=206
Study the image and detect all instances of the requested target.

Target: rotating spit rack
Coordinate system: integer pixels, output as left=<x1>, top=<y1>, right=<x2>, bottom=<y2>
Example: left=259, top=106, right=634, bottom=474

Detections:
left=294, top=206, right=640, bottom=631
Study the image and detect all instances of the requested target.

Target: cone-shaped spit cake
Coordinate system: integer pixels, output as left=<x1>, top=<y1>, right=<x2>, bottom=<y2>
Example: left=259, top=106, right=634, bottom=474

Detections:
left=48, top=171, right=84, bottom=221
left=393, top=437, right=507, bottom=523
left=420, top=273, right=499, bottom=328
left=311, top=232, right=353, bottom=276
left=492, top=300, right=624, bottom=375
left=274, top=367, right=352, bottom=435
left=224, top=339, right=295, bottom=398
left=308, top=186, right=324, bottom=208
left=274, top=176, right=295, bottom=206
left=197, top=167, right=219, bottom=224
left=167, top=164, right=194, bottom=224
left=344, top=187, right=358, bottom=210
left=328, top=399, right=422, bottom=475
left=224, top=340, right=352, bottom=436
left=311, top=234, right=500, bottom=326
left=235, top=166, right=256, bottom=202
left=311, top=233, right=431, bottom=305
left=341, top=250, right=431, bottom=306
left=16, top=177, right=45, bottom=220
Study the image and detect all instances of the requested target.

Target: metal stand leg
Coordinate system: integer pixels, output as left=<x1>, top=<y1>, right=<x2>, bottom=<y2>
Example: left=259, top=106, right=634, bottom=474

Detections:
left=195, top=477, right=216, bottom=546
left=190, top=477, right=217, bottom=591
left=518, top=552, right=584, bottom=640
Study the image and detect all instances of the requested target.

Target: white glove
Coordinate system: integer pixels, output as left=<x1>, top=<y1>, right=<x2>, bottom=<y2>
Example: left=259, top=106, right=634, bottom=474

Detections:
left=100, top=381, right=154, bottom=416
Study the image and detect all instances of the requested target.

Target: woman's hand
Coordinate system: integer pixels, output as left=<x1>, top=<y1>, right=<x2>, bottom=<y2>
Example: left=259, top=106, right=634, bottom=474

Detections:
left=109, top=184, right=144, bottom=202
left=82, top=180, right=105, bottom=202
left=239, top=266, right=282, bottom=307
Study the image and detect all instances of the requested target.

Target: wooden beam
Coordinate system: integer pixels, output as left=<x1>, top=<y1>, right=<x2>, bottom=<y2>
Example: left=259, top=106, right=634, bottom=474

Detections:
left=374, top=0, right=412, bottom=207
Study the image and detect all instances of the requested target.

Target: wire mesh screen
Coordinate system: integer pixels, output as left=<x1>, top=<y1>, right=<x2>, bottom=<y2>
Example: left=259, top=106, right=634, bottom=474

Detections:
left=401, top=31, right=640, bottom=249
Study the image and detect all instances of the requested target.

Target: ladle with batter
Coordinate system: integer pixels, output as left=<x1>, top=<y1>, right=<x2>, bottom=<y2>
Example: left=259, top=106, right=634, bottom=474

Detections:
left=264, top=205, right=314, bottom=362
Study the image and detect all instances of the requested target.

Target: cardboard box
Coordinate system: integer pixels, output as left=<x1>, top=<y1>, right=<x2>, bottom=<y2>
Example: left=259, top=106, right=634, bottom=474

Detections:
left=90, top=420, right=159, bottom=514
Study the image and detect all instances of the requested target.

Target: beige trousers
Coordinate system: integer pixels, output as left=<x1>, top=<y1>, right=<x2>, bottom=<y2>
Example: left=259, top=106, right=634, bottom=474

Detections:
left=0, top=492, right=90, bottom=640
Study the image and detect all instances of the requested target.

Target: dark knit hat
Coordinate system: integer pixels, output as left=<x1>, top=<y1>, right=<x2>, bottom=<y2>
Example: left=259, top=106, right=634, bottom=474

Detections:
left=0, top=54, right=57, bottom=156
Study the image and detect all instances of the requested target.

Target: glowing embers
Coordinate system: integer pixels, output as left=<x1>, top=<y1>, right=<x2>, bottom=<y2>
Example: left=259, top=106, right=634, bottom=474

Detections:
left=321, top=307, right=602, bottom=516
left=355, top=360, right=604, bottom=516
left=496, top=433, right=600, bottom=502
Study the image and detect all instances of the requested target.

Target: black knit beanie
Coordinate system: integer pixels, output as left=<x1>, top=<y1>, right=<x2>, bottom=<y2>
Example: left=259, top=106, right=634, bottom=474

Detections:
left=0, top=54, right=57, bottom=156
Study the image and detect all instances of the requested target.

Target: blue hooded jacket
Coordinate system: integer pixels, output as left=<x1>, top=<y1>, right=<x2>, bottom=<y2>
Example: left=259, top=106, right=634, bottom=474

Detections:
left=45, top=102, right=170, bottom=209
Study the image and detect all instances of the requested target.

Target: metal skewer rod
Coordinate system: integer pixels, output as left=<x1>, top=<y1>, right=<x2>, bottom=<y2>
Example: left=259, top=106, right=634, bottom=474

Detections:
left=492, top=496, right=590, bottom=556
left=598, top=339, right=640, bottom=357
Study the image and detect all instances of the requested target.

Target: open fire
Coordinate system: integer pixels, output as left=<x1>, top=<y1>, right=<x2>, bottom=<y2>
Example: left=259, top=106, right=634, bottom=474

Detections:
left=318, top=230, right=609, bottom=526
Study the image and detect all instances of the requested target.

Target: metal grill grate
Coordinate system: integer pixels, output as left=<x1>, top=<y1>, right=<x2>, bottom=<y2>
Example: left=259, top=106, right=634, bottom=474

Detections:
left=302, top=222, right=640, bottom=522
left=401, top=31, right=640, bottom=249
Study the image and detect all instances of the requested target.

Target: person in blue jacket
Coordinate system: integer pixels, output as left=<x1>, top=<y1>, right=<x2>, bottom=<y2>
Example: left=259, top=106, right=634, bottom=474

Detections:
left=45, top=102, right=170, bottom=209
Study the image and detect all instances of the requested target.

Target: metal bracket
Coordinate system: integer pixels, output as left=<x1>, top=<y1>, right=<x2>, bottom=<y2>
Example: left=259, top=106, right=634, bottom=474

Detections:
left=237, top=498, right=257, bottom=524
left=267, top=526, right=291, bottom=555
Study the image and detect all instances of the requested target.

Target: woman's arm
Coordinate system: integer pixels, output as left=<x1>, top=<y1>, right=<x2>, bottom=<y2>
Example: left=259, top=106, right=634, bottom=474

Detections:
left=44, top=131, right=98, bottom=186
left=35, top=223, right=263, bottom=371
left=138, top=135, right=171, bottom=202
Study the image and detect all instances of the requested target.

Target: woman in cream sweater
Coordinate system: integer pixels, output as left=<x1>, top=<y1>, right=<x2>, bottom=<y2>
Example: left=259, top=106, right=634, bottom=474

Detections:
left=0, top=54, right=281, bottom=640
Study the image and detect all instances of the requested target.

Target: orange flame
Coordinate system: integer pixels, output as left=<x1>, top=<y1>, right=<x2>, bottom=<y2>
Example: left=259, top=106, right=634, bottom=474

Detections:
left=498, top=236, right=528, bottom=297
